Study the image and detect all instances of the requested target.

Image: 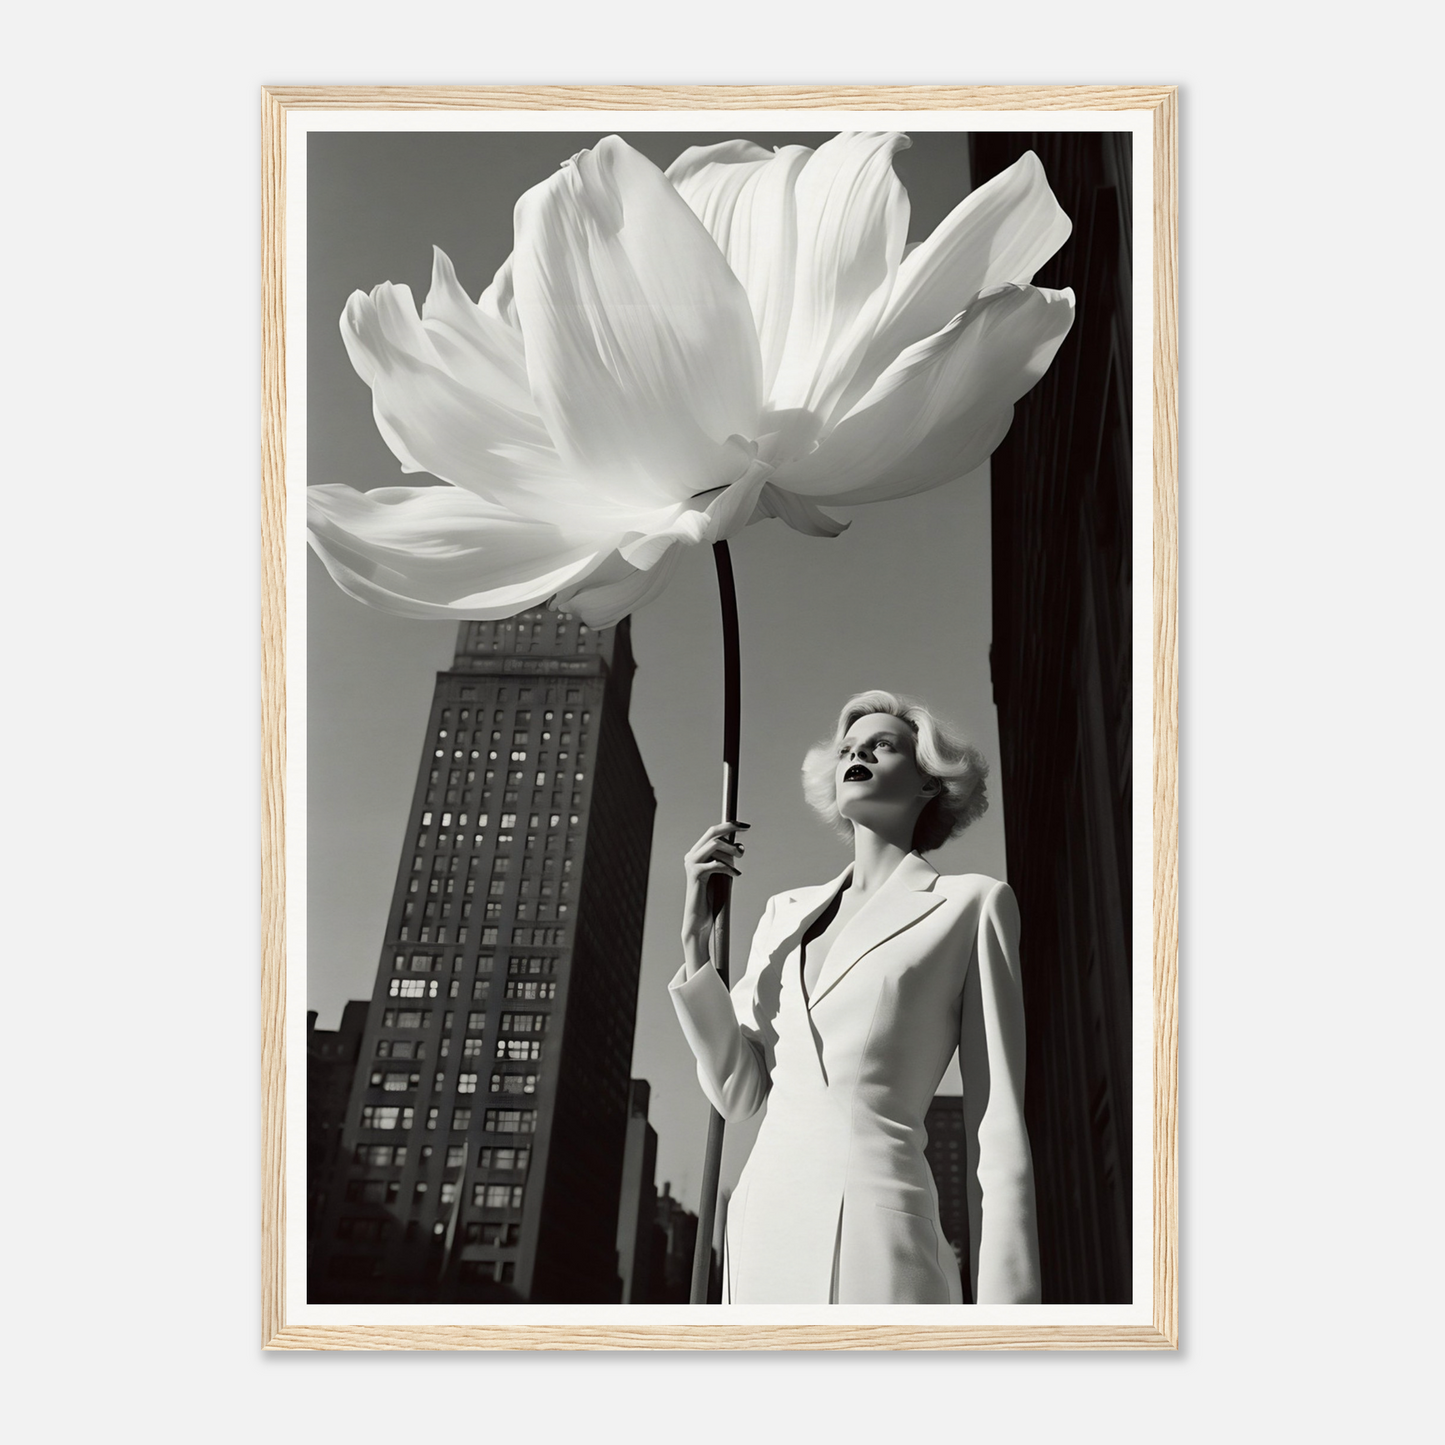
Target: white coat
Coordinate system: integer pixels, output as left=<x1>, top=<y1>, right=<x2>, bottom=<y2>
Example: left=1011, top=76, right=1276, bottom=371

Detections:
left=669, top=850, right=1040, bottom=1304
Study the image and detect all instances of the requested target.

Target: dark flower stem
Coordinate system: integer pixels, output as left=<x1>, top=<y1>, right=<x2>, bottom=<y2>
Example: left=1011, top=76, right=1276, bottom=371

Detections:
left=690, top=540, right=741, bottom=1304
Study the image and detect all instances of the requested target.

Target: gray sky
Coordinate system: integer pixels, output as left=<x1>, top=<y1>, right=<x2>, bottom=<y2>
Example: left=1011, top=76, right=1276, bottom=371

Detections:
left=306, top=129, right=1008, bottom=1211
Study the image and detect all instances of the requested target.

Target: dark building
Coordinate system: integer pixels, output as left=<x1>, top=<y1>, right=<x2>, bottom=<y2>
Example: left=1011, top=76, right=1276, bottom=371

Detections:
left=971, top=132, right=1135, bottom=1303
left=310, top=608, right=656, bottom=1302
left=615, top=1080, right=659, bottom=1305
left=306, top=1001, right=369, bottom=1236
left=651, top=1182, right=701, bottom=1305
left=922, top=1095, right=970, bottom=1302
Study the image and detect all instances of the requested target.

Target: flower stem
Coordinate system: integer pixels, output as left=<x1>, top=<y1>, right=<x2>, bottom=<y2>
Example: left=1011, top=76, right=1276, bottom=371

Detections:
left=689, top=540, right=741, bottom=1304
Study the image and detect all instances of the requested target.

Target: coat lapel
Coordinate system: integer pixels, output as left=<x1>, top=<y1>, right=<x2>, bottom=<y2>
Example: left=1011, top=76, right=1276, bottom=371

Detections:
left=805, top=852, right=945, bottom=1011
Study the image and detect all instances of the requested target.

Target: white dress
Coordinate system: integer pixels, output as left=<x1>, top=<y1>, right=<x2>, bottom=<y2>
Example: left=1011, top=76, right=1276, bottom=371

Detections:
left=669, top=850, right=1040, bottom=1304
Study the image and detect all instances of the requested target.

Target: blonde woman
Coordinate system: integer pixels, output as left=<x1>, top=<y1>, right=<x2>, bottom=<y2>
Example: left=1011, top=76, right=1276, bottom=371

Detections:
left=670, top=690, right=1039, bottom=1304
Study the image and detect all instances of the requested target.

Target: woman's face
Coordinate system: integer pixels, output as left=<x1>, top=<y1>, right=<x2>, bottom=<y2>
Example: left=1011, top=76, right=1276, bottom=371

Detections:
left=834, top=712, right=934, bottom=831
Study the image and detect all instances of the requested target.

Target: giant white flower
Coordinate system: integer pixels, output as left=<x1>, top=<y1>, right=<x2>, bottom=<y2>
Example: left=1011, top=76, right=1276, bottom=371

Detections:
left=308, top=133, right=1075, bottom=627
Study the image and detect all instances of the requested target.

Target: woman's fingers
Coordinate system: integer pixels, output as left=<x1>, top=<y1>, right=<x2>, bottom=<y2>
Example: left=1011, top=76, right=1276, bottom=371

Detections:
left=690, top=860, right=741, bottom=878
left=685, top=837, right=745, bottom=864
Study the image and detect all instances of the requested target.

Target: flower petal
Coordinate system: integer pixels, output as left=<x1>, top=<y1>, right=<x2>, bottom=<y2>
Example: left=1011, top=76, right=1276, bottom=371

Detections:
left=307, top=483, right=604, bottom=620
left=765, top=131, right=911, bottom=426
left=666, top=140, right=812, bottom=401
left=553, top=544, right=686, bottom=629
left=777, top=284, right=1076, bottom=505
left=750, top=483, right=849, bottom=538
left=340, top=283, right=575, bottom=514
left=420, top=247, right=530, bottom=410
left=614, top=456, right=774, bottom=570
left=848, top=151, right=1071, bottom=409
left=478, top=254, right=519, bottom=331
left=511, top=135, right=763, bottom=509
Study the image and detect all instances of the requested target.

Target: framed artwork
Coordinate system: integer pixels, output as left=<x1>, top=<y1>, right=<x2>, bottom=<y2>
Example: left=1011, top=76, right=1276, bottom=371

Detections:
left=262, top=84, right=1178, bottom=1350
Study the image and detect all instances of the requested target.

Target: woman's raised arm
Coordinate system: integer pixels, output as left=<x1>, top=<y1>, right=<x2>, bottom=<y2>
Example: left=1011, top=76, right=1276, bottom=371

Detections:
left=669, top=870, right=776, bottom=1123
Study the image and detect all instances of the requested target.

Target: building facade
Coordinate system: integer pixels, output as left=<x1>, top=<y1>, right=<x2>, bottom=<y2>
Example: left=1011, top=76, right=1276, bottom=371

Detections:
left=615, top=1080, right=659, bottom=1305
left=306, top=1001, right=369, bottom=1239
left=310, top=608, right=655, bottom=1303
left=922, top=1095, right=970, bottom=1301
left=971, top=132, right=1135, bottom=1302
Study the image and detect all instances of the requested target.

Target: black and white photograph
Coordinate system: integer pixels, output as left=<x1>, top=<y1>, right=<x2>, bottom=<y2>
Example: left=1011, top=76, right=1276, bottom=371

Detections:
left=284, top=100, right=1160, bottom=1338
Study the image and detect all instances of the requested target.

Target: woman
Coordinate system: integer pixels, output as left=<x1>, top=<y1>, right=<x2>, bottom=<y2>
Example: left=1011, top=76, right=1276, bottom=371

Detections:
left=669, top=690, right=1040, bottom=1305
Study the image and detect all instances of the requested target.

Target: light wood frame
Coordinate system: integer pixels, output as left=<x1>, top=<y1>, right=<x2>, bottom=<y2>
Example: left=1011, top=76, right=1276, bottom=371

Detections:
left=262, top=84, right=1178, bottom=1351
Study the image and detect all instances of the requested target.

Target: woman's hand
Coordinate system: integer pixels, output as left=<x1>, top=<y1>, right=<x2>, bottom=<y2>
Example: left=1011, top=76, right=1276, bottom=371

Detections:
left=681, top=820, right=749, bottom=974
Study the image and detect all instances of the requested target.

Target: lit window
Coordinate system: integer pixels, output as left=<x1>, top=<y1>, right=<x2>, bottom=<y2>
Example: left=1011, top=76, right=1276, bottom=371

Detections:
left=421, top=812, right=433, bottom=826
left=439, top=1181, right=458, bottom=1206
left=426, top=1107, right=439, bottom=1130
left=535, top=772, right=547, bottom=787
left=360, top=1106, right=413, bottom=1130
left=499, top=1012, right=548, bottom=1034
left=457, top=1073, right=478, bottom=1094
left=463, top=1038, right=485, bottom=1058
left=388, top=978, right=438, bottom=999
left=497, top=1039, right=542, bottom=1062
left=490, top=1072, right=538, bottom=1095
left=483, top=1109, right=537, bottom=1134
left=445, top=1145, right=466, bottom=1168
left=467, top=1011, right=487, bottom=1031
left=451, top=1108, right=472, bottom=1131
left=477, top=1184, right=525, bottom=1209
left=472, top=980, right=490, bottom=1002
left=505, top=979, right=557, bottom=1000
left=500, top=813, right=517, bottom=829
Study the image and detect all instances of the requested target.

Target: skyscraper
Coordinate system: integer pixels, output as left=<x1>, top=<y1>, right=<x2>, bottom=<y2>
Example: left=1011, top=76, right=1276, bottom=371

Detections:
left=614, top=1079, right=659, bottom=1305
left=972, top=132, right=1135, bottom=1302
left=310, top=608, right=655, bottom=1303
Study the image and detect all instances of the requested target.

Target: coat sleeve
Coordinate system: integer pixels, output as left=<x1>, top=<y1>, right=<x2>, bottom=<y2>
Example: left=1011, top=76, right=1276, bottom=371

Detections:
left=667, top=894, right=778, bottom=1122
left=960, top=879, right=1042, bottom=1304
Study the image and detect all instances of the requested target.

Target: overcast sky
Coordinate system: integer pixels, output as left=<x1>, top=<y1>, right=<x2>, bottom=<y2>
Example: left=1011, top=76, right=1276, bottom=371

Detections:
left=306, top=128, right=1011, bottom=1212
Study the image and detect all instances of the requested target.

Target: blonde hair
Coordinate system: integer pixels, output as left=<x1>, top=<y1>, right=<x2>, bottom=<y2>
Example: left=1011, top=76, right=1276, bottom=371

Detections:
left=801, top=690, right=989, bottom=854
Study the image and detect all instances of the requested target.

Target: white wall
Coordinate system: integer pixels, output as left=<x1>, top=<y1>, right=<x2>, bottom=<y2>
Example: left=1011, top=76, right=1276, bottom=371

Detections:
left=3, top=4, right=1438, bottom=1440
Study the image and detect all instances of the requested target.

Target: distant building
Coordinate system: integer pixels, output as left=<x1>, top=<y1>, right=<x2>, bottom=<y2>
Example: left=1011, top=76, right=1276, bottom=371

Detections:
left=922, top=1095, right=970, bottom=1301
left=615, top=1080, right=659, bottom=1305
left=310, top=609, right=655, bottom=1302
left=307, top=1001, right=369, bottom=1235
left=972, top=132, right=1135, bottom=1303
left=651, top=1182, right=720, bottom=1304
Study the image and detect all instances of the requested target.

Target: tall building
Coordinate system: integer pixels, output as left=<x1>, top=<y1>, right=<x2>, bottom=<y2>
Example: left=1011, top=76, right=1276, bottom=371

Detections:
left=922, top=1095, right=970, bottom=1301
left=310, top=608, right=655, bottom=1303
left=972, top=132, right=1135, bottom=1302
left=306, top=1001, right=369, bottom=1237
left=615, top=1080, right=659, bottom=1305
